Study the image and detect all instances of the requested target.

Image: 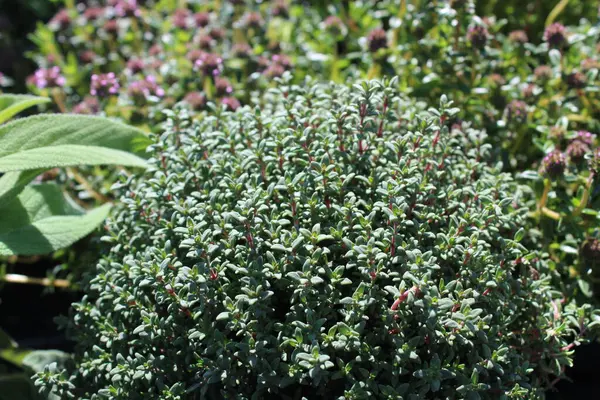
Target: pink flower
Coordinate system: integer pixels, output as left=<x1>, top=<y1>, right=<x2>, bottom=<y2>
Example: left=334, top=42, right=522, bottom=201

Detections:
left=367, top=28, right=388, bottom=52
left=215, top=77, right=233, bottom=96
left=183, top=92, right=207, bottom=111
left=194, top=12, right=210, bottom=28
left=32, top=67, right=66, bottom=89
left=544, top=23, right=567, bottom=48
left=221, top=97, right=241, bottom=111
left=73, top=97, right=100, bottom=114
left=113, top=0, right=140, bottom=18
left=127, top=75, right=165, bottom=103
left=90, top=72, right=120, bottom=97
left=194, top=53, right=223, bottom=76
left=173, top=8, right=190, bottom=29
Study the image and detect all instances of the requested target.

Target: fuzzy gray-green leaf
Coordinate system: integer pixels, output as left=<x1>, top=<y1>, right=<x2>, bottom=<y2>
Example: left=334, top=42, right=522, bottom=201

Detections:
left=0, top=95, right=50, bottom=125
left=0, top=114, right=147, bottom=156
left=0, top=144, right=147, bottom=172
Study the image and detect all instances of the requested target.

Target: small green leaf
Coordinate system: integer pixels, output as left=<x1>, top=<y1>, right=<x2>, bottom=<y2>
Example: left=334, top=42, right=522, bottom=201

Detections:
left=548, top=49, right=562, bottom=66
left=216, top=312, right=231, bottom=321
left=559, top=244, right=578, bottom=255
left=0, top=95, right=50, bottom=125
left=514, top=228, right=525, bottom=242
left=0, top=144, right=147, bottom=172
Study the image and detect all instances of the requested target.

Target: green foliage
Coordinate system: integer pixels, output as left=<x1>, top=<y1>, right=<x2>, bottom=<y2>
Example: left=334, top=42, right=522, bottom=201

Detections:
left=0, top=97, right=148, bottom=255
left=12, top=0, right=600, bottom=397
left=0, top=94, right=147, bottom=397
left=0, top=95, right=51, bottom=125
left=35, top=78, right=596, bottom=399
left=0, top=114, right=148, bottom=160
left=0, top=185, right=112, bottom=256
left=0, top=144, right=147, bottom=173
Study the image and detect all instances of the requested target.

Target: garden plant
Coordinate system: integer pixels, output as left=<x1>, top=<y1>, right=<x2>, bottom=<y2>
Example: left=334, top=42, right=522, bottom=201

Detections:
left=0, top=93, right=147, bottom=397
left=0, top=0, right=598, bottom=399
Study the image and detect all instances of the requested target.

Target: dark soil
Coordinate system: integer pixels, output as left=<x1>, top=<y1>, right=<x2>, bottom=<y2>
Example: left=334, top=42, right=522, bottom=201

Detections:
left=0, top=260, right=76, bottom=352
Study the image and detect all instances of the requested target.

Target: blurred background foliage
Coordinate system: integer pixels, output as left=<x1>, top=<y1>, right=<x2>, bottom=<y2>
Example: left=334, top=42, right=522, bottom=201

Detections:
left=476, top=0, right=598, bottom=41
left=0, top=0, right=597, bottom=95
left=0, top=0, right=58, bottom=93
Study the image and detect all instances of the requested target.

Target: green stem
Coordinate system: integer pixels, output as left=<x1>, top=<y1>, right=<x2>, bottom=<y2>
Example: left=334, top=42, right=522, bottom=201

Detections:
left=573, top=174, right=594, bottom=216
left=204, top=78, right=213, bottom=101
left=52, top=88, right=67, bottom=113
left=538, top=179, right=551, bottom=211
left=542, top=207, right=561, bottom=221
left=471, top=50, right=478, bottom=86
left=67, top=167, right=110, bottom=204
left=2, top=273, right=70, bottom=288
left=331, top=42, right=340, bottom=82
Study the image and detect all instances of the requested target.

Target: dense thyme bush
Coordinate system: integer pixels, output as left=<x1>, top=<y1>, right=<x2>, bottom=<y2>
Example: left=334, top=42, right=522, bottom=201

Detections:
left=28, top=0, right=600, bottom=308
left=36, top=78, right=591, bottom=399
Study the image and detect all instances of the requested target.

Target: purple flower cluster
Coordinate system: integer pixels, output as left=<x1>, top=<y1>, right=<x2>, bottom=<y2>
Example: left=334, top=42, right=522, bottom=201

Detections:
left=221, top=96, right=241, bottom=111
left=72, top=97, right=100, bottom=114
left=183, top=92, right=207, bottom=111
left=573, top=131, right=595, bottom=145
left=504, top=100, right=527, bottom=124
left=260, top=54, right=293, bottom=79
left=232, top=42, right=252, bottom=58
left=467, top=25, right=489, bottom=50
left=49, top=9, right=71, bottom=31
left=540, top=150, right=566, bottom=179
left=242, top=12, right=264, bottom=30
left=534, top=65, right=553, bottom=82
left=544, top=23, right=567, bottom=48
left=566, top=71, right=586, bottom=89
left=127, top=75, right=165, bottom=103
left=272, top=0, right=289, bottom=18
left=590, top=147, right=600, bottom=174
left=580, top=238, right=600, bottom=262
left=564, top=131, right=594, bottom=164
left=83, top=7, right=105, bottom=22
left=215, top=78, right=233, bottom=96
left=324, top=16, right=345, bottom=36
left=566, top=140, right=589, bottom=164
left=90, top=72, right=120, bottom=97
left=194, top=53, right=223, bottom=76
left=173, top=9, right=191, bottom=29
left=31, top=67, right=66, bottom=89
left=126, top=59, right=145, bottom=74
left=113, top=0, right=140, bottom=18
left=508, top=30, right=528, bottom=44
left=367, top=28, right=388, bottom=53
left=194, top=12, right=210, bottom=28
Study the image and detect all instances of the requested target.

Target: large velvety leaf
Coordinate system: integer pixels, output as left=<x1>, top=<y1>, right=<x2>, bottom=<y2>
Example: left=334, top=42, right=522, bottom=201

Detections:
left=0, top=144, right=147, bottom=173
left=0, top=348, right=32, bottom=367
left=22, top=350, right=71, bottom=373
left=0, top=170, right=44, bottom=209
left=0, top=95, right=50, bottom=125
left=0, top=114, right=147, bottom=157
left=0, top=184, right=83, bottom=237
left=0, top=200, right=111, bottom=256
